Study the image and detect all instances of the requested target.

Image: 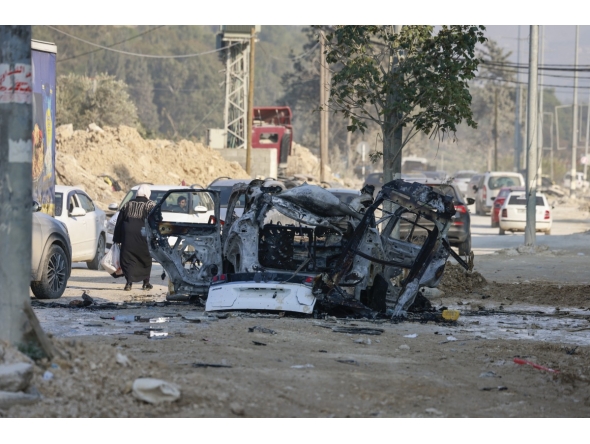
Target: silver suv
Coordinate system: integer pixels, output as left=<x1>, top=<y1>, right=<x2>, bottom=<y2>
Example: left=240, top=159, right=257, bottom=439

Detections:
left=31, top=202, right=72, bottom=299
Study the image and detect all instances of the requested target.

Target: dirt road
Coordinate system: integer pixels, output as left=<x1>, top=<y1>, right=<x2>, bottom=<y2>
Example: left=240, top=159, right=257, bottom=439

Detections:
left=4, top=203, right=590, bottom=418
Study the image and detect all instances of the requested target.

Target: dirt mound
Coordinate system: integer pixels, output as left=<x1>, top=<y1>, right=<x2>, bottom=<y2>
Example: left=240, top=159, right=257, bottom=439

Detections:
left=439, top=262, right=487, bottom=293
left=55, top=124, right=250, bottom=210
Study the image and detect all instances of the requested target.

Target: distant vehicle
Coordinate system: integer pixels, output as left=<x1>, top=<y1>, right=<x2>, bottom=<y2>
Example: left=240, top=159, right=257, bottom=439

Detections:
left=54, top=185, right=106, bottom=269
left=562, top=172, right=590, bottom=190
left=491, top=186, right=525, bottom=228
left=465, top=174, right=482, bottom=202
left=398, top=181, right=473, bottom=255
left=402, top=156, right=429, bottom=172
left=499, top=191, right=552, bottom=235
left=452, top=170, right=479, bottom=195
left=106, top=184, right=192, bottom=248
left=423, top=171, right=448, bottom=181
left=252, top=107, right=293, bottom=173
left=402, top=171, right=429, bottom=182
left=31, top=202, right=72, bottom=299
left=363, top=172, right=384, bottom=197
left=207, top=177, right=287, bottom=223
left=473, top=172, right=525, bottom=215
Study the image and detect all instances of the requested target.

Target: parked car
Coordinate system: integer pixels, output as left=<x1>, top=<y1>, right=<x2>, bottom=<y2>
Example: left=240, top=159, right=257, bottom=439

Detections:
left=54, top=185, right=106, bottom=269
left=398, top=182, right=473, bottom=255
left=207, top=177, right=287, bottom=222
left=452, top=170, right=479, bottom=195
left=562, top=172, right=590, bottom=190
left=473, top=172, right=525, bottom=215
left=31, top=202, right=72, bottom=299
left=491, top=186, right=525, bottom=228
left=106, top=184, right=192, bottom=248
left=363, top=172, right=384, bottom=197
left=498, top=191, right=552, bottom=235
left=465, top=174, right=482, bottom=202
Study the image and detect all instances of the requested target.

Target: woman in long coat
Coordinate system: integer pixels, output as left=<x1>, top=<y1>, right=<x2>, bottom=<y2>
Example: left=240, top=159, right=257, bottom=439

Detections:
left=113, top=184, right=156, bottom=291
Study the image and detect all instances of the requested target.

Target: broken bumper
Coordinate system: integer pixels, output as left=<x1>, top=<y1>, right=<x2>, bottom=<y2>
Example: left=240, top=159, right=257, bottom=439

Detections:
left=205, top=273, right=316, bottom=314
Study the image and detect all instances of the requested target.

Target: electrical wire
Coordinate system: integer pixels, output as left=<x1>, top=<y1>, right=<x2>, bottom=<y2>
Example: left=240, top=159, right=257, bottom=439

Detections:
left=47, top=25, right=236, bottom=59
left=475, top=75, right=590, bottom=90
left=258, top=41, right=320, bottom=62
left=57, top=25, right=165, bottom=62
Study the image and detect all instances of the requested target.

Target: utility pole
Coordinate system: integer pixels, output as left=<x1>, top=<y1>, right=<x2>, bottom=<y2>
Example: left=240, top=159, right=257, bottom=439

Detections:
left=494, top=88, right=498, bottom=171
left=537, top=26, right=545, bottom=187
left=514, top=25, right=522, bottom=172
left=0, top=26, right=33, bottom=344
left=584, top=91, right=590, bottom=181
left=525, top=26, right=539, bottom=247
left=319, top=31, right=328, bottom=183
left=245, top=26, right=256, bottom=176
left=570, top=25, right=580, bottom=198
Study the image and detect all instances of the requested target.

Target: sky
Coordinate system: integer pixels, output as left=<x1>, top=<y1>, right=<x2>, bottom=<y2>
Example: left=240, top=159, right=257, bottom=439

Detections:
left=479, top=26, right=590, bottom=104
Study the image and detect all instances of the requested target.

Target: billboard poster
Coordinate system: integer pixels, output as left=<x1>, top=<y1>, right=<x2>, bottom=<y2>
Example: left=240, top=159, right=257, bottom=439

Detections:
left=31, top=48, right=56, bottom=216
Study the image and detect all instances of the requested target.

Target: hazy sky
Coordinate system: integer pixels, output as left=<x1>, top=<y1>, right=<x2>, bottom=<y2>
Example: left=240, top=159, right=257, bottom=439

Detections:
left=484, top=25, right=590, bottom=104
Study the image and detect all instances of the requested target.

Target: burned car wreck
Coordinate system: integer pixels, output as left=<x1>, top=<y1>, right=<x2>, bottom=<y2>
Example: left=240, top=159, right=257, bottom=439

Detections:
left=146, top=180, right=467, bottom=317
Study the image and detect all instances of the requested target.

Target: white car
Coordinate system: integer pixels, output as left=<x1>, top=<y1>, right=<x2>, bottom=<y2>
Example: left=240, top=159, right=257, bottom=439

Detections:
left=498, top=191, right=552, bottom=235
left=106, top=184, right=214, bottom=247
left=54, top=185, right=106, bottom=269
left=474, top=171, right=525, bottom=215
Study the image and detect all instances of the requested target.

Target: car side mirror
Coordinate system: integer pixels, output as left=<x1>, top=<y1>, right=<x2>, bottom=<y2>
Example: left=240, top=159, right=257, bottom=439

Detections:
left=466, top=197, right=475, bottom=205
left=70, top=207, right=86, bottom=217
left=32, top=201, right=42, bottom=212
left=108, top=203, right=119, bottom=211
left=472, top=185, right=478, bottom=192
left=194, top=205, right=208, bottom=213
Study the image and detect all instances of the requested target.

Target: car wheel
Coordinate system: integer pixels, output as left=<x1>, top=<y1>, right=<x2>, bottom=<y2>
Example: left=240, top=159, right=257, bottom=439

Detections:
left=31, top=244, right=68, bottom=299
left=458, top=235, right=472, bottom=256
left=499, top=228, right=506, bottom=235
left=87, top=234, right=106, bottom=270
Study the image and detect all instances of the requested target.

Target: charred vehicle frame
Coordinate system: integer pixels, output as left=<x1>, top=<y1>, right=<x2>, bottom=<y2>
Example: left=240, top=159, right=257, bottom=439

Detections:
left=146, top=180, right=467, bottom=317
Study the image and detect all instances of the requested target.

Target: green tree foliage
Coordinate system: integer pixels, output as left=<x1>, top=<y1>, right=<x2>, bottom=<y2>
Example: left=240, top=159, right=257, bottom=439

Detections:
left=322, top=25, right=487, bottom=172
left=32, top=26, right=305, bottom=141
left=56, top=73, right=138, bottom=129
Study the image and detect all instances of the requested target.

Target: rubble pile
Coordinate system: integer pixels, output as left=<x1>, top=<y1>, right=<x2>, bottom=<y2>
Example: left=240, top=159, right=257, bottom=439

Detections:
left=284, top=143, right=361, bottom=188
left=439, top=262, right=487, bottom=293
left=55, top=124, right=250, bottom=210
left=497, top=245, right=565, bottom=256
left=2, top=339, right=186, bottom=417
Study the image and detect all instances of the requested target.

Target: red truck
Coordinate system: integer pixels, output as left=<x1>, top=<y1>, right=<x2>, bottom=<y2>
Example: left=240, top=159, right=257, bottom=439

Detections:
left=252, top=106, right=293, bottom=170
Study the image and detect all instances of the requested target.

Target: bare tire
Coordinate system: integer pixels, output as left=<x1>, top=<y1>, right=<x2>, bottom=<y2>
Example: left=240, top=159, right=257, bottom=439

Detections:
left=458, top=235, right=472, bottom=256
left=31, top=244, right=68, bottom=299
left=87, top=234, right=105, bottom=270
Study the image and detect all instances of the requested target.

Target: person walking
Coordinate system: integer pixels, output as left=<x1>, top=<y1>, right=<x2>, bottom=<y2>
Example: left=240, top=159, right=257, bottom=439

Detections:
left=113, top=184, right=156, bottom=291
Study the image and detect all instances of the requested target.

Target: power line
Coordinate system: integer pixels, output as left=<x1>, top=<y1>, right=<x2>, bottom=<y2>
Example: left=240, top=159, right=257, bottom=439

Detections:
left=475, top=75, right=590, bottom=90
left=481, top=60, right=590, bottom=72
left=47, top=25, right=234, bottom=59
left=57, top=25, right=165, bottom=62
left=258, top=41, right=320, bottom=62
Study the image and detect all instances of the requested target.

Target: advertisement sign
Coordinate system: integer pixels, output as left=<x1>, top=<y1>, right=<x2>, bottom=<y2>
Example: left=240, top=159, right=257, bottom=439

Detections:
left=31, top=42, right=56, bottom=216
